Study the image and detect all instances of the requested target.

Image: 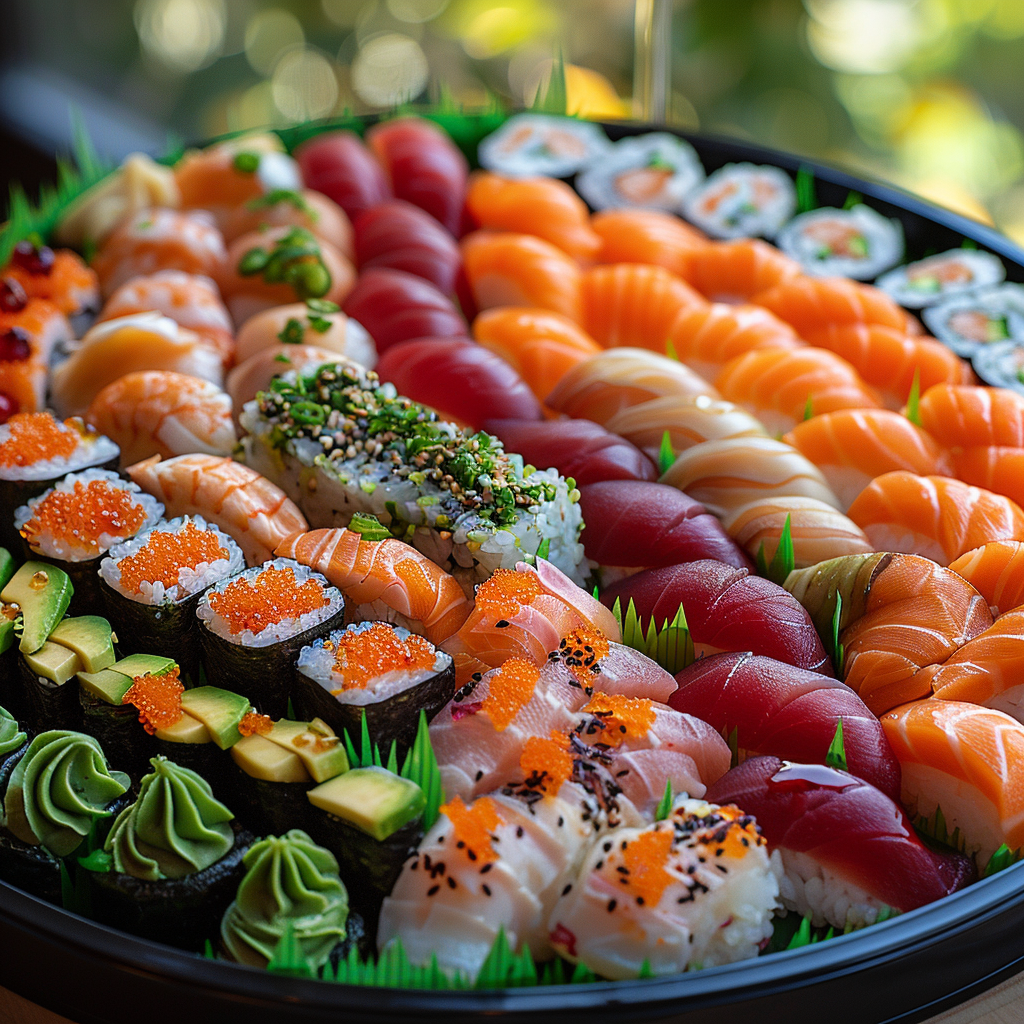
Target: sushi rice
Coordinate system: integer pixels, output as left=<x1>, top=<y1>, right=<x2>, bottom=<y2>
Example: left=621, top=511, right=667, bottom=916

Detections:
left=477, top=113, right=612, bottom=179
left=682, top=163, right=796, bottom=240
left=776, top=205, right=904, bottom=280
left=776, top=848, right=886, bottom=931
left=0, top=414, right=119, bottom=482
left=876, top=248, right=1006, bottom=309
left=972, top=340, right=1024, bottom=394
left=922, top=283, right=1024, bottom=357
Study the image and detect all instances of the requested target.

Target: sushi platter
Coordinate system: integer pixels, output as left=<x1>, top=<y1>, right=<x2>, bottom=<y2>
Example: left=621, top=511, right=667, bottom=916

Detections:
left=3, top=109, right=1024, bottom=1024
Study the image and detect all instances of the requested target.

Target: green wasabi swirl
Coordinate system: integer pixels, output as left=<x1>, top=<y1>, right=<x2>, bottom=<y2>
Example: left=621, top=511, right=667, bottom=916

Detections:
left=3, top=730, right=130, bottom=858
left=220, top=829, right=348, bottom=969
left=105, top=756, right=234, bottom=880
left=0, top=705, right=26, bottom=757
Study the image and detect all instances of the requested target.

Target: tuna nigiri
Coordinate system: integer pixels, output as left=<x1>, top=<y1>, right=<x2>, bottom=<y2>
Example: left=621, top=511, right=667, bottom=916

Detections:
left=294, top=130, right=391, bottom=222
left=684, top=239, right=801, bottom=304
left=949, top=541, right=1024, bottom=617
left=590, top=208, right=706, bottom=278
left=916, top=383, right=1024, bottom=449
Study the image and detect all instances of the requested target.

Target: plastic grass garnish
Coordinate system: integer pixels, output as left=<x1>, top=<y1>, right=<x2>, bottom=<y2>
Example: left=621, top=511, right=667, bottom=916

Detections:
left=658, top=430, right=675, bottom=475
left=795, top=165, right=817, bottom=214
left=905, top=368, right=922, bottom=426
left=826, top=718, right=847, bottom=772
left=401, top=710, right=443, bottom=830
left=536, top=537, right=551, bottom=561
left=843, top=191, right=862, bottom=211
left=961, top=238, right=978, bottom=250
left=530, top=48, right=568, bottom=116
left=913, top=804, right=966, bottom=853
left=267, top=921, right=315, bottom=978
left=655, top=779, right=673, bottom=821
left=637, top=960, right=654, bottom=979
left=475, top=927, right=538, bottom=989
left=610, top=597, right=694, bottom=674
left=665, top=338, right=680, bottom=362
left=592, top=584, right=600, bottom=600
left=830, top=591, right=845, bottom=676
left=984, top=844, right=1021, bottom=877
left=755, top=515, right=794, bottom=586
left=803, top=394, right=814, bottom=421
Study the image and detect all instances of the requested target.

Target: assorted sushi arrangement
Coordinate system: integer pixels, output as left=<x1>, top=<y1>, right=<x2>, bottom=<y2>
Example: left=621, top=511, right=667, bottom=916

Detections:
left=3, top=108, right=1024, bottom=1003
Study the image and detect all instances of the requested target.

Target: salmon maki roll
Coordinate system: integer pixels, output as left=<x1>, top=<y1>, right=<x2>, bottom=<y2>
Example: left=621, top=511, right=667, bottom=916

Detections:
left=0, top=289, right=72, bottom=416
left=546, top=348, right=718, bottom=425
left=472, top=307, right=601, bottom=408
left=460, top=231, right=583, bottom=322
left=752, top=275, right=919, bottom=336
left=881, top=699, right=1024, bottom=865
left=579, top=264, right=705, bottom=351
left=465, top=172, right=601, bottom=261
left=86, top=370, right=236, bottom=468
left=715, top=347, right=883, bottom=436
left=1, top=242, right=100, bottom=318
left=226, top=346, right=347, bottom=414
left=783, top=409, right=954, bottom=511
left=846, top=471, right=1024, bottom=566
left=127, top=452, right=308, bottom=566
left=684, top=239, right=801, bottom=304
left=590, top=209, right=706, bottom=278
left=92, top=208, right=228, bottom=298
left=802, top=323, right=974, bottom=410
left=221, top=188, right=353, bottom=257
left=951, top=446, right=1024, bottom=511
left=949, top=541, right=1024, bottom=617
left=97, top=270, right=235, bottom=368
left=666, top=302, right=803, bottom=384
left=916, top=383, right=1024, bottom=449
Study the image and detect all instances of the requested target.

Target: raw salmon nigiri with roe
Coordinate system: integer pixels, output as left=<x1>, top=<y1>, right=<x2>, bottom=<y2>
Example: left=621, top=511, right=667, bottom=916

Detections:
left=590, top=208, right=706, bottom=278
left=684, top=238, right=801, bottom=304
left=949, top=541, right=1024, bottom=617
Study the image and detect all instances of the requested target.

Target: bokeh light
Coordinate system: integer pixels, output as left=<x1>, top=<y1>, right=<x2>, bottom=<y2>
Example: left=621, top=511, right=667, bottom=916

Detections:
left=271, top=46, right=340, bottom=121
left=804, top=0, right=922, bottom=75
left=245, top=8, right=305, bottom=76
left=351, top=33, right=430, bottom=107
left=134, top=0, right=227, bottom=73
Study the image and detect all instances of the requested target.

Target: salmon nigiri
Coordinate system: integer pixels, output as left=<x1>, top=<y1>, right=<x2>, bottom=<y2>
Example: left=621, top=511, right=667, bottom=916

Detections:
left=579, top=263, right=705, bottom=351
left=846, top=471, right=1024, bottom=566
left=952, top=446, right=1024, bottom=510
left=881, top=699, right=1024, bottom=864
left=590, top=208, right=706, bottom=278
left=127, top=453, right=308, bottom=565
left=234, top=301, right=376, bottom=369
left=222, top=188, right=353, bottom=256
left=949, top=541, right=1024, bottom=617
left=684, top=239, right=801, bottom=304
left=916, top=383, right=1024, bottom=450
left=783, top=409, right=954, bottom=511
left=275, top=527, right=470, bottom=645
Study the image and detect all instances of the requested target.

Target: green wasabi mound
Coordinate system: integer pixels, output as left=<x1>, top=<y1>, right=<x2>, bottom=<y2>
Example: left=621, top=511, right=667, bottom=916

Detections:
left=0, top=705, right=27, bottom=757
left=105, top=756, right=234, bottom=880
left=220, top=829, right=348, bottom=969
left=4, top=729, right=129, bottom=857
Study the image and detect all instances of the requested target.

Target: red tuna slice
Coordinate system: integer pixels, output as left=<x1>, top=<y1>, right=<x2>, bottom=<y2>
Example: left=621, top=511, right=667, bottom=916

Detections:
left=671, top=651, right=900, bottom=801
left=366, top=117, right=468, bottom=237
left=580, top=482, right=752, bottom=574
left=482, top=418, right=657, bottom=487
left=342, top=268, right=467, bottom=355
left=707, top=756, right=974, bottom=916
left=353, top=200, right=461, bottom=295
left=376, top=339, right=542, bottom=428
left=601, top=560, right=832, bottom=674
left=295, top=130, right=391, bottom=222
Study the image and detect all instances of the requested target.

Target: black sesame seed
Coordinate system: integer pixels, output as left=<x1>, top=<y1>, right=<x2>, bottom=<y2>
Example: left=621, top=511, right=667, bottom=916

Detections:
left=482, top=884, right=492, bottom=897
left=427, top=885, right=440, bottom=897
left=447, top=876, right=457, bottom=889
left=607, top=900, right=617, bottom=912
left=562, top=884, right=572, bottom=896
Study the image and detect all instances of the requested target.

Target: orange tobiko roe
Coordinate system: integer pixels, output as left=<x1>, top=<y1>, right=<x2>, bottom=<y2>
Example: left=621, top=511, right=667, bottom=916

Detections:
left=440, top=795, right=501, bottom=865
left=0, top=412, right=78, bottom=467
left=519, top=730, right=573, bottom=794
left=209, top=566, right=328, bottom=635
left=474, top=567, right=541, bottom=621
left=239, top=711, right=274, bottom=736
left=556, top=627, right=611, bottom=685
left=481, top=657, right=540, bottom=732
left=122, top=667, right=183, bottom=734
left=621, top=827, right=675, bottom=907
left=117, top=522, right=228, bottom=594
left=581, top=693, right=656, bottom=747
left=329, top=622, right=435, bottom=692
left=21, top=479, right=147, bottom=554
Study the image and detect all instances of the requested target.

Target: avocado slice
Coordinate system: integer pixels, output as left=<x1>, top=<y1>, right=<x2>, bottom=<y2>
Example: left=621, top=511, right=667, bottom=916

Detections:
left=0, top=562, right=73, bottom=654
left=307, top=766, right=425, bottom=841
left=0, top=609, right=16, bottom=655
left=180, top=686, right=250, bottom=749
left=78, top=666, right=135, bottom=704
left=23, top=641, right=83, bottom=684
left=232, top=734, right=311, bottom=783
left=266, top=718, right=349, bottom=783
left=0, top=548, right=14, bottom=591
left=49, top=616, right=116, bottom=673
left=154, top=711, right=211, bottom=744
left=112, top=653, right=176, bottom=678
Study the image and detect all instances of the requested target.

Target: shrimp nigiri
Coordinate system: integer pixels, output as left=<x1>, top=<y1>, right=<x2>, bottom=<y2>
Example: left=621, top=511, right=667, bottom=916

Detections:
left=949, top=541, right=1024, bottom=617
left=590, top=208, right=706, bottom=278
left=684, top=239, right=801, bottom=304
left=916, top=383, right=1024, bottom=449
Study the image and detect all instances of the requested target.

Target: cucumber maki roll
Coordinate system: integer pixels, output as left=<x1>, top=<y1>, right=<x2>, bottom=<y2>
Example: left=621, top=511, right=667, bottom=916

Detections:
left=99, top=516, right=244, bottom=684
left=477, top=113, right=611, bottom=180
left=294, top=622, right=455, bottom=753
left=922, top=284, right=1024, bottom=357
left=776, top=205, right=904, bottom=280
left=876, top=248, right=1006, bottom=309
left=682, top=163, right=796, bottom=240
left=196, top=557, right=345, bottom=717
left=86, top=756, right=254, bottom=950
left=972, top=340, right=1024, bottom=395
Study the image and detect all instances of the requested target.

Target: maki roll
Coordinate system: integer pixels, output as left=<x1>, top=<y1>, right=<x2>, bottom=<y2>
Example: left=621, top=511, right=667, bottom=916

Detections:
left=683, top=163, right=797, bottom=240
left=776, top=206, right=904, bottom=280
left=196, top=558, right=345, bottom=717
left=922, top=284, right=1024, bottom=357
left=14, top=469, right=163, bottom=615
left=86, top=756, right=254, bottom=949
left=477, top=114, right=611, bottom=180
left=972, top=341, right=1024, bottom=395
left=99, top=516, right=244, bottom=681
left=294, top=622, right=455, bottom=752
left=876, top=248, right=1006, bottom=309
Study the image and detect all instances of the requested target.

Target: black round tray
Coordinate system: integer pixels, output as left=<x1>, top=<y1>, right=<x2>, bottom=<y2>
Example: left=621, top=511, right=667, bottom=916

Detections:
left=4, top=118, right=1024, bottom=1024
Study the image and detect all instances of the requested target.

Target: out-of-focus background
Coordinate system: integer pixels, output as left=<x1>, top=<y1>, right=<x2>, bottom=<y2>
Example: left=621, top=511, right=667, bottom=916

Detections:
left=3, top=0, right=1024, bottom=243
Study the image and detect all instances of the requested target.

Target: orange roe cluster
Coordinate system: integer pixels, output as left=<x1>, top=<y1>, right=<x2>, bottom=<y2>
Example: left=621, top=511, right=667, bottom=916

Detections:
left=209, top=566, right=329, bottom=635
left=685, top=804, right=765, bottom=860
left=21, top=479, right=147, bottom=554
left=481, top=657, right=540, bottom=731
left=556, top=627, right=610, bottom=685
left=0, top=413, right=78, bottom=468
left=239, top=711, right=273, bottom=736
left=117, top=522, right=228, bottom=594
left=621, top=827, right=675, bottom=907
left=122, top=667, right=183, bottom=735
left=581, top=693, right=656, bottom=747
left=519, top=730, right=572, bottom=794
left=329, top=622, right=435, bottom=692
left=475, top=568, right=540, bottom=622
left=440, top=795, right=501, bottom=865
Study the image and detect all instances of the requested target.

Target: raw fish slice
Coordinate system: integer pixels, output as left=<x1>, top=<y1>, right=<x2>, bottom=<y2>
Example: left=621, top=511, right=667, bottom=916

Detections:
left=222, top=188, right=353, bottom=257
left=881, top=699, right=1024, bottom=863
left=376, top=339, right=542, bottom=429
left=949, top=541, right=1024, bottom=616
left=716, top=347, right=883, bottom=436
left=226, top=346, right=346, bottom=415
left=295, top=130, right=391, bottom=222
left=603, top=395, right=768, bottom=463
left=670, top=651, right=900, bottom=800
left=233, top=302, right=376, bottom=368
left=684, top=239, right=801, bottom=303
left=706, top=756, right=973, bottom=927
left=590, top=209, right=706, bottom=277
left=561, top=642, right=676, bottom=704
left=578, top=479, right=751, bottom=575
left=916, top=383, right=1024, bottom=449
left=722, top=496, right=872, bottom=568
left=603, top=560, right=832, bottom=674
left=546, top=348, right=718, bottom=425
left=460, top=231, right=583, bottom=322
left=0, top=297, right=72, bottom=415
left=660, top=436, right=842, bottom=518
left=952, top=446, right=1024, bottom=511
left=127, top=453, right=308, bottom=566
left=465, top=173, right=601, bottom=261
left=579, top=264, right=705, bottom=351
left=482, top=418, right=657, bottom=486
left=342, top=267, right=467, bottom=355
left=783, top=409, right=953, bottom=511
left=846, top=471, right=1024, bottom=566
